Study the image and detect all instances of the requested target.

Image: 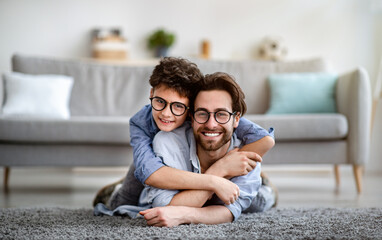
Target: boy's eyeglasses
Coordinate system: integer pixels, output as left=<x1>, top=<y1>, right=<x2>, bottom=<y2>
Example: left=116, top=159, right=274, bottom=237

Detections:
left=193, top=110, right=237, bottom=124
left=150, top=97, right=189, bottom=116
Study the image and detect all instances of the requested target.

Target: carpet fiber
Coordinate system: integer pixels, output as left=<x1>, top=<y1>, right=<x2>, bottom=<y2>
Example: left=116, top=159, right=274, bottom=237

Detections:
left=1, top=207, right=381, bottom=239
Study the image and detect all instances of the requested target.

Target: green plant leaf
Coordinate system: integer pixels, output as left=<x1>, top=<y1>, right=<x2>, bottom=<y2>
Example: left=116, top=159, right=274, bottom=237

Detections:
left=148, top=29, right=176, bottom=49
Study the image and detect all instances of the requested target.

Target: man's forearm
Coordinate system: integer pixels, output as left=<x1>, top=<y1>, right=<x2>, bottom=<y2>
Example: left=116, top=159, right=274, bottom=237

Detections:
left=186, top=205, right=233, bottom=225
left=140, top=205, right=233, bottom=227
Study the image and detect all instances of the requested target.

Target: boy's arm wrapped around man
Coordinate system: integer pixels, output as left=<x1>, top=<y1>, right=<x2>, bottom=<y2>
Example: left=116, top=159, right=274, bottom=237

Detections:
left=129, top=105, right=164, bottom=184
left=235, top=117, right=275, bottom=157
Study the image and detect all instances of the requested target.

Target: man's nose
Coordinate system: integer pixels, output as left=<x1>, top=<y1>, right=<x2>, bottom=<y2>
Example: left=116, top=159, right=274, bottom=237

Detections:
left=204, top=113, right=219, bottom=128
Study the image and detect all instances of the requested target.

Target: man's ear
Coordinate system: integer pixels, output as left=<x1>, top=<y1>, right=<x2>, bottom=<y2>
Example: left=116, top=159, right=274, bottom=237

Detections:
left=233, top=112, right=240, bottom=128
left=150, top=88, right=154, bottom=98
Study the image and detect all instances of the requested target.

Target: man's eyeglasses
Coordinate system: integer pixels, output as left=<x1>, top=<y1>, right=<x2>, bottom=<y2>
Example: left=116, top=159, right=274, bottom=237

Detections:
left=150, top=97, right=189, bottom=116
left=193, top=110, right=237, bottom=124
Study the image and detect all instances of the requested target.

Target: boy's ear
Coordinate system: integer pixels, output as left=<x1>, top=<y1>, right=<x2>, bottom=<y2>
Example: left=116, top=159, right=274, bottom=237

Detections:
left=150, top=88, right=154, bottom=98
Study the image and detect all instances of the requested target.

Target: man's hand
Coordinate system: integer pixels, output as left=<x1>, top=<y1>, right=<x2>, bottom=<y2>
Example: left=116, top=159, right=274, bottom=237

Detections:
left=207, top=148, right=262, bottom=179
left=140, top=206, right=190, bottom=227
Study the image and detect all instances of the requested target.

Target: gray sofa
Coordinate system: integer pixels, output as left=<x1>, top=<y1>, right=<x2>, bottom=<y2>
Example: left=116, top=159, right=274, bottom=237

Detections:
left=0, top=54, right=371, bottom=193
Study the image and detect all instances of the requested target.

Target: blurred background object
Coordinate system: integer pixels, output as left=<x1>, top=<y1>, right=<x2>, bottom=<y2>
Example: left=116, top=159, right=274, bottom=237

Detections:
left=258, top=36, right=288, bottom=61
left=92, top=28, right=128, bottom=60
left=200, top=39, right=211, bottom=59
left=147, top=28, right=175, bottom=58
left=372, top=56, right=382, bottom=132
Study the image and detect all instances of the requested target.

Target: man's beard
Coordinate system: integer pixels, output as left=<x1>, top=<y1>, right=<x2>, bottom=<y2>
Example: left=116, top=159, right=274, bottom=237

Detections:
left=194, top=126, right=233, bottom=152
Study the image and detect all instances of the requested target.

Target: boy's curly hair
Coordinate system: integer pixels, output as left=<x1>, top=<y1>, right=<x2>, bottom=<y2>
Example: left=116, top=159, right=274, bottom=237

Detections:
left=149, top=57, right=203, bottom=100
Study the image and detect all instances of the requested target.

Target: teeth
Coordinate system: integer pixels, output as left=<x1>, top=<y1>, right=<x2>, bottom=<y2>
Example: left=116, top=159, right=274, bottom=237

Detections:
left=161, top=119, right=171, bottom=123
left=204, top=132, right=219, bottom=137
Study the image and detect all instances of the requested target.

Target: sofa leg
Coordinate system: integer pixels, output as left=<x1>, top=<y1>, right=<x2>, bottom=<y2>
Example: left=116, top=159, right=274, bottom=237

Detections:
left=353, top=165, right=363, bottom=194
left=334, top=164, right=340, bottom=188
left=4, top=167, right=10, bottom=193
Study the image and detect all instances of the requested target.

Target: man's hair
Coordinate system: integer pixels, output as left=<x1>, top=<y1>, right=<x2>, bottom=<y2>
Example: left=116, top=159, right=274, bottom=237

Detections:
left=149, top=57, right=203, bottom=99
left=195, top=72, right=247, bottom=116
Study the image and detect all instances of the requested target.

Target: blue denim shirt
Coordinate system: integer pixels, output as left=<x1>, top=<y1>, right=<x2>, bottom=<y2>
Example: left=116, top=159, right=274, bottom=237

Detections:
left=130, top=104, right=273, bottom=184
left=139, top=123, right=262, bottom=221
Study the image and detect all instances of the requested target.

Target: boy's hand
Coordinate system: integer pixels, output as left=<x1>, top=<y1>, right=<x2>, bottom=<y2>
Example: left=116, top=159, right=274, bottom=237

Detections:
left=207, top=148, right=262, bottom=179
left=209, top=175, right=240, bottom=205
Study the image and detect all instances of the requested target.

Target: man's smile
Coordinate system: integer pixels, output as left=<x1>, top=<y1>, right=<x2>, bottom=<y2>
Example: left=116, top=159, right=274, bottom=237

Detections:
left=203, top=132, right=221, bottom=137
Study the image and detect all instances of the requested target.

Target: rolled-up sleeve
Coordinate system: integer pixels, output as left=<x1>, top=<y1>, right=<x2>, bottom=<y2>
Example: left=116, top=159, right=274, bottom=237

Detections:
left=236, top=117, right=274, bottom=145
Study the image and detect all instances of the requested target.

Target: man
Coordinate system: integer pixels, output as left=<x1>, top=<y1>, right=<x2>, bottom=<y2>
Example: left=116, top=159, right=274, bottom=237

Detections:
left=138, top=72, right=276, bottom=227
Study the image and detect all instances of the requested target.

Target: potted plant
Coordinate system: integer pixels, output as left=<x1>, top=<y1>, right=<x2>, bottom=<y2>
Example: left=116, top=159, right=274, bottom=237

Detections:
left=148, top=28, right=175, bottom=57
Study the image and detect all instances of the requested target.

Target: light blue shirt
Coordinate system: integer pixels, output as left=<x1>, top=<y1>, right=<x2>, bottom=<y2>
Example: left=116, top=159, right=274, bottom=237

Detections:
left=139, top=122, right=262, bottom=221
left=130, top=104, right=273, bottom=184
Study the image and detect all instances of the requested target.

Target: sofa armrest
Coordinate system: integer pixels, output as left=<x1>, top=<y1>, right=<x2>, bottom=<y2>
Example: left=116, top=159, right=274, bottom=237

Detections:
left=0, top=74, right=3, bottom=113
left=336, top=67, right=371, bottom=165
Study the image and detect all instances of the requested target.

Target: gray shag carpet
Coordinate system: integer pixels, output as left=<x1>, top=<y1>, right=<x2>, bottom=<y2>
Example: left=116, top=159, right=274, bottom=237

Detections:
left=1, top=207, right=381, bottom=239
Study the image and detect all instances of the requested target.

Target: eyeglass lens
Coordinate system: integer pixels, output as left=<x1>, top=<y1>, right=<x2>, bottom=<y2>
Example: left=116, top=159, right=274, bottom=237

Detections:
left=194, top=110, right=233, bottom=124
left=151, top=97, right=187, bottom=116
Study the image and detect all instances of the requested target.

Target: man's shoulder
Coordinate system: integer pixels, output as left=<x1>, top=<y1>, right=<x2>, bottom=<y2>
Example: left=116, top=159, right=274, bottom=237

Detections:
left=153, top=123, right=192, bottom=167
left=231, top=132, right=243, bottom=149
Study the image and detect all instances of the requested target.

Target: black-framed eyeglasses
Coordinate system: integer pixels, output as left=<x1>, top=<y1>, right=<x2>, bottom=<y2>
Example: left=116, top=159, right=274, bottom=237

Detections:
left=150, top=97, right=189, bottom=116
left=193, top=109, right=237, bottom=124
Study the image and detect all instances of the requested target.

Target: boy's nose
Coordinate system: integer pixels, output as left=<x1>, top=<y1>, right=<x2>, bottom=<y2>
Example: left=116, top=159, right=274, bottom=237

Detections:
left=161, top=104, right=172, bottom=116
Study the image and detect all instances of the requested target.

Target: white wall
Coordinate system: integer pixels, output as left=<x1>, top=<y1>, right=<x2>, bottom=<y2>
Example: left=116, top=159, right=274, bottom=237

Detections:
left=0, top=0, right=381, bottom=171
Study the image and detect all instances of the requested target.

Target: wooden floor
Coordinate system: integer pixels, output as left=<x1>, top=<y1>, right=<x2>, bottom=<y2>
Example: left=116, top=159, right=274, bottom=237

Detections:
left=1, top=166, right=382, bottom=209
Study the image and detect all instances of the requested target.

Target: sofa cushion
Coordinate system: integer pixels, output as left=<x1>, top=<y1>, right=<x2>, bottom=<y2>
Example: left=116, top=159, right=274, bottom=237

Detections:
left=244, top=114, right=348, bottom=141
left=0, top=116, right=130, bottom=144
left=2, top=72, right=74, bottom=119
left=266, top=73, right=338, bottom=114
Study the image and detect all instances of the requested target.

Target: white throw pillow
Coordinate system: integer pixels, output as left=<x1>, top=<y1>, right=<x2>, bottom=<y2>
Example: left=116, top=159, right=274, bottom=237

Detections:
left=1, top=72, right=74, bottom=119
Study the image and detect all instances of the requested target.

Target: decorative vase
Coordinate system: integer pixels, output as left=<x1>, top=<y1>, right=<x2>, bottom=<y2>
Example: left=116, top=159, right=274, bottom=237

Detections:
left=155, top=46, right=169, bottom=58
